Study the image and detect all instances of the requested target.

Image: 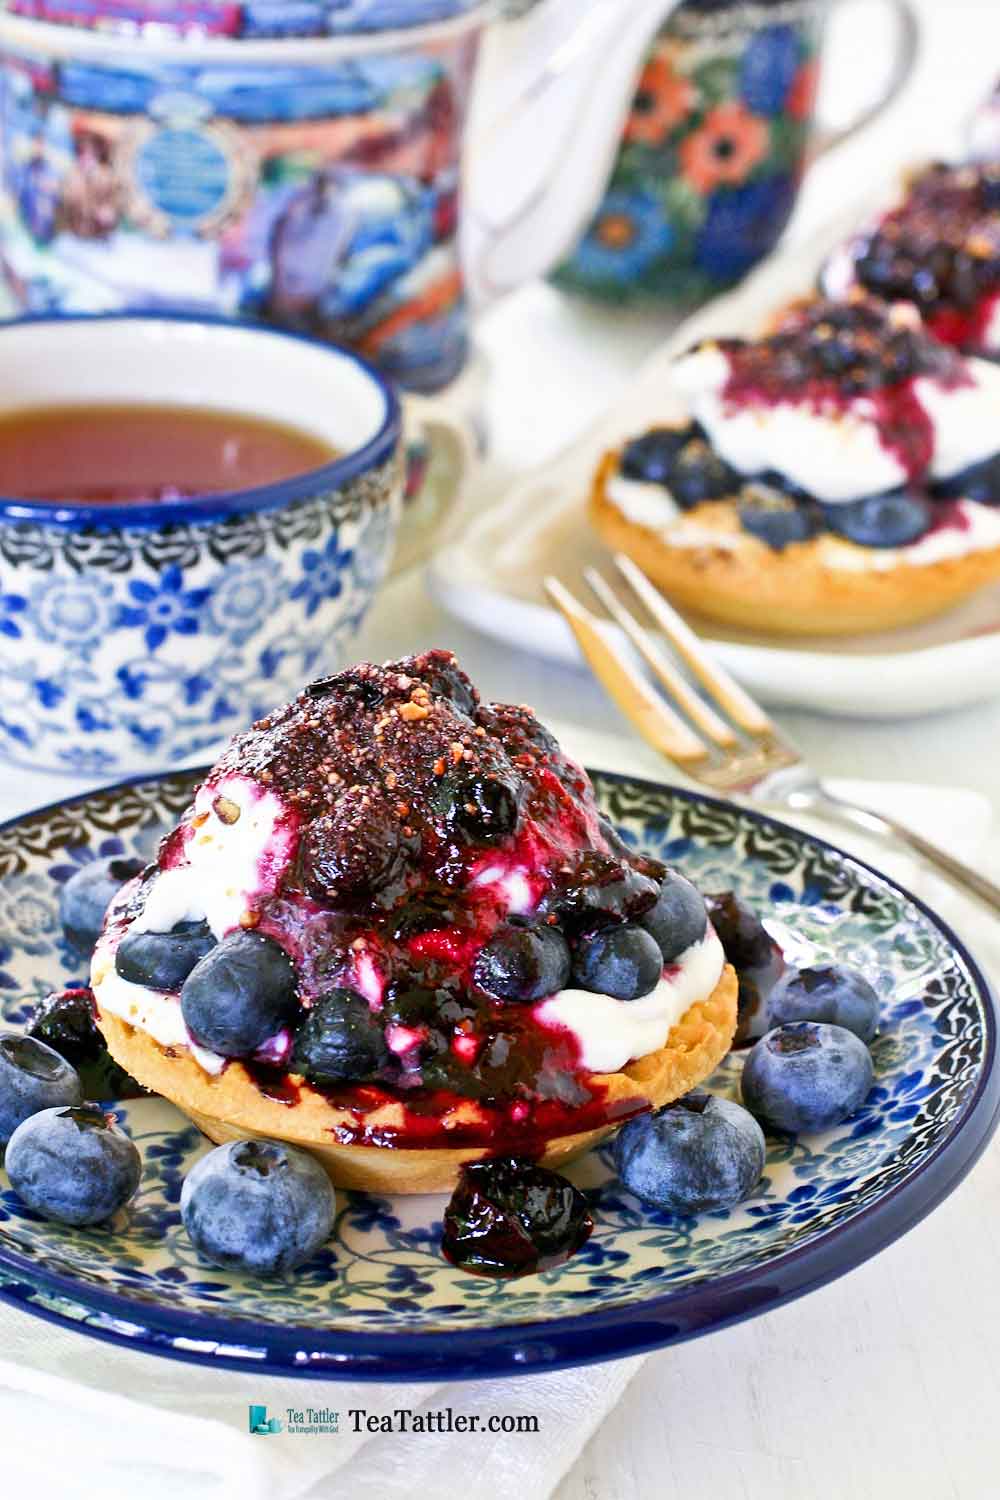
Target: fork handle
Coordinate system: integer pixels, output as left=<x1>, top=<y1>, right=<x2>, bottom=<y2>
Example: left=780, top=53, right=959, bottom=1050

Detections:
left=778, top=785, right=1000, bottom=914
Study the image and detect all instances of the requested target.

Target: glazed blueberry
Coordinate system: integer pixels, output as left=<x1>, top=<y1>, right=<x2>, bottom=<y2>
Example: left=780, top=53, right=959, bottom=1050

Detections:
left=738, top=481, right=821, bottom=550
left=181, top=1138, right=335, bottom=1275
left=441, top=1156, right=593, bottom=1277
left=741, top=1022, right=874, bottom=1133
left=704, top=890, right=784, bottom=1042
left=473, top=924, right=571, bottom=1002
left=0, top=1032, right=83, bottom=1145
left=620, top=424, right=699, bottom=485
left=933, top=451, right=1000, bottom=505
left=766, top=964, right=880, bottom=1043
left=434, top=771, right=519, bottom=844
left=302, top=801, right=404, bottom=901
left=289, top=989, right=389, bottom=1085
left=5, top=1104, right=140, bottom=1225
left=823, top=489, right=933, bottom=548
left=59, top=855, right=143, bottom=956
left=640, top=870, right=708, bottom=963
left=180, top=932, right=297, bottom=1058
left=572, top=924, right=663, bottom=1001
left=553, top=853, right=659, bottom=929
left=116, top=920, right=216, bottom=991
left=27, top=988, right=144, bottom=1101
left=614, top=1092, right=766, bottom=1214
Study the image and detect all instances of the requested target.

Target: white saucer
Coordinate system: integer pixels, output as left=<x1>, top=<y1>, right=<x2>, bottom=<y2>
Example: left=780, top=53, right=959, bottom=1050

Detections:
left=429, top=199, right=1000, bottom=721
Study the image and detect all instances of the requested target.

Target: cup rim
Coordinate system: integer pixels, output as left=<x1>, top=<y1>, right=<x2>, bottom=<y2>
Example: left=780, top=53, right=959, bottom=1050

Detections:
left=0, top=312, right=403, bottom=531
left=0, top=2, right=497, bottom=65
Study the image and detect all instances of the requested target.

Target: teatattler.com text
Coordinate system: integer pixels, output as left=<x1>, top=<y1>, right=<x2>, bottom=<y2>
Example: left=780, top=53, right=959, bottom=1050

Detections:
left=349, top=1408, right=540, bottom=1434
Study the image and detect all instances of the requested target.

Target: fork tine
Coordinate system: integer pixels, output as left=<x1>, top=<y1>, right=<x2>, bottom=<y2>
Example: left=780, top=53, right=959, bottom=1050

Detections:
left=543, top=576, right=710, bottom=766
left=582, top=567, right=739, bottom=749
left=612, top=553, right=774, bottom=737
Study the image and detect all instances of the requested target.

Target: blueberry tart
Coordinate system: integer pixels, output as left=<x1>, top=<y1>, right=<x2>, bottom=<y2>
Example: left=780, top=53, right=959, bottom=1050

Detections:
left=91, top=653, right=736, bottom=1192
left=590, top=295, right=1000, bottom=635
left=822, top=160, right=1000, bottom=355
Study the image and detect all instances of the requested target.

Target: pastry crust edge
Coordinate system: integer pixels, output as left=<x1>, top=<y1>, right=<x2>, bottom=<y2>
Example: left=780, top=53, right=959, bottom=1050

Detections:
left=96, top=963, right=738, bottom=1194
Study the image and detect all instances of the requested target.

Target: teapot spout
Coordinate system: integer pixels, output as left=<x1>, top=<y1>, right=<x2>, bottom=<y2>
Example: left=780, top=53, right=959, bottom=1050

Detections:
left=462, top=0, right=681, bottom=304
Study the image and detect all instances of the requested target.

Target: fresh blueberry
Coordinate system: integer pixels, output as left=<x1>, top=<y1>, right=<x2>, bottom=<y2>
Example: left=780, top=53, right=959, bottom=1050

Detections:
left=441, top=1155, right=593, bottom=1276
left=738, top=481, right=822, bottom=550
left=180, top=932, right=297, bottom=1058
left=27, top=988, right=144, bottom=1101
left=741, top=1021, right=874, bottom=1133
left=0, top=1032, right=83, bottom=1145
left=572, top=924, right=663, bottom=1001
left=767, top=964, right=880, bottom=1043
left=116, top=920, right=216, bottom=991
left=473, top=923, right=571, bottom=1002
left=181, top=1138, right=335, bottom=1274
left=640, top=870, right=708, bottom=963
left=6, top=1104, right=141, bottom=1225
left=290, top=989, right=389, bottom=1085
left=621, top=424, right=700, bottom=485
left=59, top=855, right=144, bottom=955
left=614, top=1092, right=766, bottom=1214
left=669, top=438, right=740, bottom=509
left=434, top=771, right=519, bottom=844
left=933, top=450, right=1000, bottom=505
left=823, top=489, right=933, bottom=547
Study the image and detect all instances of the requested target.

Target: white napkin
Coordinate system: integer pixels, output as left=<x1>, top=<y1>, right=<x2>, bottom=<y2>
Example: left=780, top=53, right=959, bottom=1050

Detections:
left=0, top=1316, right=641, bottom=1500
left=0, top=729, right=994, bottom=1499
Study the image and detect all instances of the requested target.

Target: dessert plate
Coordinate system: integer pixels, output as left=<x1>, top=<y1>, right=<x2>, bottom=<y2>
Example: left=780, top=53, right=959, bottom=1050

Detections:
left=0, top=769, right=996, bottom=1380
left=428, top=200, right=1000, bottom=720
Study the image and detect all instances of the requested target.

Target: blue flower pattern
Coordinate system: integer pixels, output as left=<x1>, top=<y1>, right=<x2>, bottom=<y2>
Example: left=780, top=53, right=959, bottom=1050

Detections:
left=0, top=461, right=398, bottom=773
left=0, top=773, right=990, bottom=1367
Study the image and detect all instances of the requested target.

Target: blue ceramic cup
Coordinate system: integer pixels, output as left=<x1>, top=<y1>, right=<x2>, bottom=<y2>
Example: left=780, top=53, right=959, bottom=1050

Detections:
left=0, top=313, right=402, bottom=775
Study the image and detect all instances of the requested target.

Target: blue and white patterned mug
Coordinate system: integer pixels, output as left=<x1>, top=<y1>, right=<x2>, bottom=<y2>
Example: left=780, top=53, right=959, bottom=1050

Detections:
left=0, top=313, right=403, bottom=776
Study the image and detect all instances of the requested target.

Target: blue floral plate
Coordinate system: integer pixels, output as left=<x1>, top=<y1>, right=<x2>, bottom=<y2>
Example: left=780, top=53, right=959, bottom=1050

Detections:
left=0, top=770, right=997, bottom=1381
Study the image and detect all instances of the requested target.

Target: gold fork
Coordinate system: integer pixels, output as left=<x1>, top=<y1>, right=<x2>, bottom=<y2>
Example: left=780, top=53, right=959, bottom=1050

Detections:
left=545, top=554, right=1000, bottom=913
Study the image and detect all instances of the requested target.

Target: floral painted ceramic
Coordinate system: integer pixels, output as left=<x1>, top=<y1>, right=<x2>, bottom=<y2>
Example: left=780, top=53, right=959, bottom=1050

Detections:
left=0, top=769, right=995, bottom=1380
left=0, top=2, right=485, bottom=391
left=0, top=314, right=402, bottom=776
left=555, top=0, right=914, bottom=306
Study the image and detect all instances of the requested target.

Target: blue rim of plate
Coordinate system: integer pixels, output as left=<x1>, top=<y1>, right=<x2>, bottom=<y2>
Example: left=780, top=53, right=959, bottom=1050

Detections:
left=0, top=312, right=402, bottom=530
left=0, top=769, right=997, bottom=1381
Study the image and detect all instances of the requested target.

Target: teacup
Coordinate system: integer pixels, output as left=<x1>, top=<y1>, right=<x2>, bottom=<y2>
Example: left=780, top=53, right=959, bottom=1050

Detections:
left=0, top=313, right=403, bottom=775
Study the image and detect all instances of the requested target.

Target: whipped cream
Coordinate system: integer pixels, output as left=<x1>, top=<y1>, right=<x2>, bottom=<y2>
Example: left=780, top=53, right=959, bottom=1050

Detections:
left=534, top=926, right=725, bottom=1074
left=669, top=345, right=1000, bottom=503
left=917, top=358, right=1000, bottom=477
left=606, top=471, right=1000, bottom=571
left=91, top=933, right=226, bottom=1075
left=133, top=775, right=295, bottom=940
left=670, top=345, right=907, bottom=503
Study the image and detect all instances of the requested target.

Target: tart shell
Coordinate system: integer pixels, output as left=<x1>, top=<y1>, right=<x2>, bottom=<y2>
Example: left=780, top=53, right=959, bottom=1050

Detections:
left=591, top=451, right=1000, bottom=636
left=96, top=964, right=738, bottom=1194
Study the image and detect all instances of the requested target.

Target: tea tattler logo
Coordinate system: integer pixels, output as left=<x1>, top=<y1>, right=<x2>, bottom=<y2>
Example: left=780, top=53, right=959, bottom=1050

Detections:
left=248, top=1404, right=284, bottom=1435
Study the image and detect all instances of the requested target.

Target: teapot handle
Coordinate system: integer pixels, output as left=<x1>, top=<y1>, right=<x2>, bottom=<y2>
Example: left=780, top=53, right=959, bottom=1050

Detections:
left=807, top=0, right=919, bottom=160
left=462, top=0, right=680, bottom=305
